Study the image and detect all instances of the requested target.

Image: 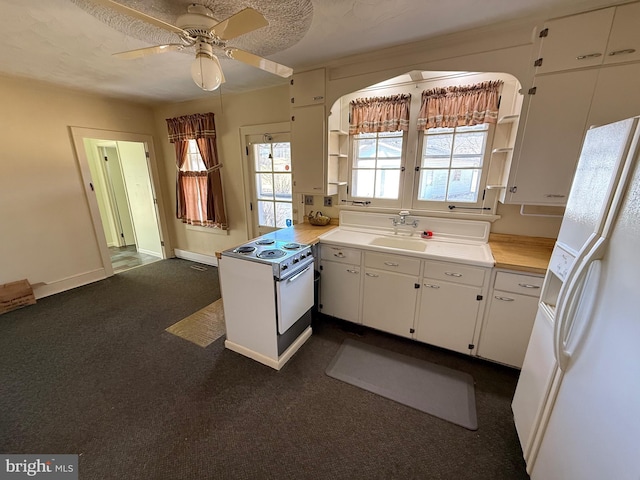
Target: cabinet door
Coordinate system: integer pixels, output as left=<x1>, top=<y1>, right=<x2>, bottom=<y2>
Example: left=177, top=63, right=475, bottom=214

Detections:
left=603, top=2, right=640, bottom=65
left=291, top=104, right=326, bottom=194
left=416, top=280, right=481, bottom=354
left=291, top=69, right=326, bottom=107
left=587, top=62, right=640, bottom=128
left=507, top=69, right=599, bottom=205
left=477, top=291, right=540, bottom=368
left=319, top=260, right=361, bottom=323
left=535, top=8, right=614, bottom=74
left=362, top=269, right=417, bottom=339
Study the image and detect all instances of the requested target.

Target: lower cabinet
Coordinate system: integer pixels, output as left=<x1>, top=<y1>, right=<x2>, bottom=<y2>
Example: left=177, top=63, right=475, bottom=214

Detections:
left=318, top=245, right=362, bottom=323
left=415, top=260, right=489, bottom=355
left=477, top=271, right=544, bottom=368
left=362, top=252, right=420, bottom=338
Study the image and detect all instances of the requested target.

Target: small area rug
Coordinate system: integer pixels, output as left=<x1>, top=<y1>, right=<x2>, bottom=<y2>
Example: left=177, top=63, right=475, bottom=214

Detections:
left=326, top=339, right=477, bottom=430
left=165, top=298, right=225, bottom=347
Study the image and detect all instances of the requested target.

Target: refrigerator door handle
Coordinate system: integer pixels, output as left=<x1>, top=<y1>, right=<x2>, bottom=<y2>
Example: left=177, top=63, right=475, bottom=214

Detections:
left=555, top=237, right=607, bottom=371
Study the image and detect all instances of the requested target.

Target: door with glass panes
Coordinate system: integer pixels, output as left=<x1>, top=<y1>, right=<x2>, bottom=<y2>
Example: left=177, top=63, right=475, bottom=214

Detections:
left=247, top=133, right=293, bottom=236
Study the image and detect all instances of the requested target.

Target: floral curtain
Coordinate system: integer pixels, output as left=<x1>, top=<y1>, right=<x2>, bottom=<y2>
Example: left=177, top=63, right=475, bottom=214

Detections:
left=166, top=112, right=228, bottom=229
left=416, top=80, right=503, bottom=130
left=349, top=94, right=411, bottom=135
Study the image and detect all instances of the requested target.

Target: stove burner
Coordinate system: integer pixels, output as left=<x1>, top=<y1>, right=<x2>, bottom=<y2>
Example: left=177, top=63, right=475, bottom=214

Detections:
left=282, top=243, right=302, bottom=250
left=256, top=238, right=275, bottom=245
left=257, top=249, right=286, bottom=259
left=234, top=246, right=256, bottom=254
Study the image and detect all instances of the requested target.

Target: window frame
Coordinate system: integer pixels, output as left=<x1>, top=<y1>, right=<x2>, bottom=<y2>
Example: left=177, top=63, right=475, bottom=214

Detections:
left=411, top=124, right=494, bottom=212
left=347, top=130, right=409, bottom=209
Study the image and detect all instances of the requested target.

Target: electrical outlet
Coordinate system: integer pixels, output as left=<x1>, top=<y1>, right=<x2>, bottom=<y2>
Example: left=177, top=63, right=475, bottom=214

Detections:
left=304, top=195, right=314, bottom=205
left=324, top=196, right=333, bottom=207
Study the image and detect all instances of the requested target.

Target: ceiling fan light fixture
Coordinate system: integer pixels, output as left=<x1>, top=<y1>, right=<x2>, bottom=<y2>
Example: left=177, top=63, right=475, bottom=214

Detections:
left=191, top=51, right=223, bottom=91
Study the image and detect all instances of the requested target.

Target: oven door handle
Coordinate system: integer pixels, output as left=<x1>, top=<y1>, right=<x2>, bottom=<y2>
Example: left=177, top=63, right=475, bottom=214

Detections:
left=286, top=264, right=312, bottom=283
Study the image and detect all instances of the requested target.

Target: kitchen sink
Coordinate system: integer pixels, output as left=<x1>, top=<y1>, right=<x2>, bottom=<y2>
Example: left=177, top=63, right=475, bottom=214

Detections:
left=368, top=236, right=427, bottom=252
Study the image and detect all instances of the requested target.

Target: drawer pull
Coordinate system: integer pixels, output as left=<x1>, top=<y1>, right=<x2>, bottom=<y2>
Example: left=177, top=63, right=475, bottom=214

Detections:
left=384, top=262, right=399, bottom=267
left=444, top=272, right=463, bottom=277
left=365, top=273, right=379, bottom=278
left=495, top=295, right=515, bottom=302
left=423, top=283, right=440, bottom=289
left=334, top=252, right=346, bottom=258
left=576, top=52, right=602, bottom=60
left=608, top=48, right=635, bottom=56
left=346, top=269, right=359, bottom=274
left=518, top=283, right=540, bottom=289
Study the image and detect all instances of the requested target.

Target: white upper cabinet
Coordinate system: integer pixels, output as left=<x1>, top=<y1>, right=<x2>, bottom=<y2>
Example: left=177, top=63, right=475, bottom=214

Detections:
left=534, top=7, right=614, bottom=74
left=290, top=68, right=326, bottom=107
left=291, top=104, right=326, bottom=194
left=603, top=2, right=640, bottom=65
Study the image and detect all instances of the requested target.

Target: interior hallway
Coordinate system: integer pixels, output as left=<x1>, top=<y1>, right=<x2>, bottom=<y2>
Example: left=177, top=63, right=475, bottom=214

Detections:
left=109, top=245, right=160, bottom=274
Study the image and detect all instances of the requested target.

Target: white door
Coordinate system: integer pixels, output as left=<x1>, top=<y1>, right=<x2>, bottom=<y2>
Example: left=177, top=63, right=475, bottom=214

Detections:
left=246, top=133, right=294, bottom=237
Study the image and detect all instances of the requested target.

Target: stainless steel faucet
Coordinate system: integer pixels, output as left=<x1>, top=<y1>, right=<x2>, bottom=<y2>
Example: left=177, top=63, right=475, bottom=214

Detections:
left=390, top=210, right=418, bottom=230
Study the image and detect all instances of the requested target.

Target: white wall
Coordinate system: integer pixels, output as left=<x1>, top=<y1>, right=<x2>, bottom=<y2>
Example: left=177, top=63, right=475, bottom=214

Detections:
left=0, top=75, right=159, bottom=295
left=153, top=85, right=292, bottom=260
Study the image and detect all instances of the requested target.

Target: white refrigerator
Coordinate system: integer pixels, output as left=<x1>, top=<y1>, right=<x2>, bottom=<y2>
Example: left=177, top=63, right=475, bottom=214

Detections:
left=512, top=115, right=640, bottom=479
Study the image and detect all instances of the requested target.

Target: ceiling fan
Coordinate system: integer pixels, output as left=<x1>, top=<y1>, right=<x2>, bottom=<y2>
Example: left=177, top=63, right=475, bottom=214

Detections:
left=89, top=0, right=294, bottom=91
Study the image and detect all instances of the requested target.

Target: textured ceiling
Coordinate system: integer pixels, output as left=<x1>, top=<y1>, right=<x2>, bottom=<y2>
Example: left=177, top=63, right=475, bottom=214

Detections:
left=0, top=0, right=624, bottom=104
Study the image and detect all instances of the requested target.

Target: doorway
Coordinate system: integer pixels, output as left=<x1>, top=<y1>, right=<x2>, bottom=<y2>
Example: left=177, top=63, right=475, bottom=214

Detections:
left=71, top=128, right=169, bottom=276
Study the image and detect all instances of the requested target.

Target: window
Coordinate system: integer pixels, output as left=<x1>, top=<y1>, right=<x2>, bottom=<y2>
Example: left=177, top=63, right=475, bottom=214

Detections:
left=183, top=139, right=206, bottom=172
left=252, top=141, right=293, bottom=229
left=416, top=124, right=490, bottom=204
left=351, top=131, right=404, bottom=204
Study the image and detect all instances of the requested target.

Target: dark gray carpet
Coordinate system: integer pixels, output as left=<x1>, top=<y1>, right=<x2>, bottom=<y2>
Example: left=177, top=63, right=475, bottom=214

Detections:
left=0, top=258, right=529, bottom=479
left=326, top=339, right=477, bottom=430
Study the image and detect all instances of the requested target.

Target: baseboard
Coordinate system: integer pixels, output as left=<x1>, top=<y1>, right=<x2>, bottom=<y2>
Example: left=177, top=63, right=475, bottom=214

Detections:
left=174, top=249, right=218, bottom=267
left=137, top=248, right=162, bottom=258
left=31, top=268, right=106, bottom=299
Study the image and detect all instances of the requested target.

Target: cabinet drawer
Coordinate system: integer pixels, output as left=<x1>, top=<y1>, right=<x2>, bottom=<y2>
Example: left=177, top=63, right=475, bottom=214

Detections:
left=494, top=272, right=543, bottom=297
left=320, top=245, right=362, bottom=265
left=423, top=260, right=486, bottom=287
left=365, top=251, right=421, bottom=276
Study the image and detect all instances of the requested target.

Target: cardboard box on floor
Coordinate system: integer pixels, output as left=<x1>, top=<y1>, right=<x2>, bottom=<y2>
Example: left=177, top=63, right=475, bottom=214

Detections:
left=0, top=279, right=36, bottom=315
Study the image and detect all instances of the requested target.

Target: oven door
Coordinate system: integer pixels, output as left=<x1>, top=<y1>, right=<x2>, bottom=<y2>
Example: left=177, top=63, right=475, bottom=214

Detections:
left=276, top=262, right=314, bottom=335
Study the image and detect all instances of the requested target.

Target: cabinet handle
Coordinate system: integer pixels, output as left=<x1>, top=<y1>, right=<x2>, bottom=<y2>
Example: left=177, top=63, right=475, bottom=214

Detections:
left=346, top=269, right=359, bottom=274
left=365, top=273, right=379, bottom=278
left=518, top=283, right=540, bottom=289
left=423, top=283, right=440, bottom=289
left=544, top=194, right=566, bottom=198
left=444, top=272, right=463, bottom=277
left=608, top=48, right=635, bottom=56
left=383, top=262, right=399, bottom=267
left=576, top=53, right=602, bottom=60
left=334, top=252, right=346, bottom=258
left=495, top=296, right=515, bottom=302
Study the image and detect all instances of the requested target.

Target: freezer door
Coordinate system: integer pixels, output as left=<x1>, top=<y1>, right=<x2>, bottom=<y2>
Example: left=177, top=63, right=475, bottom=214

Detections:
left=557, top=118, right=636, bottom=255
left=532, top=139, right=640, bottom=480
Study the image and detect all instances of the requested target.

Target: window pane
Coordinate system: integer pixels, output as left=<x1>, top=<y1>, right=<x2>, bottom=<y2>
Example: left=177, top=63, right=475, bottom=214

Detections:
left=424, top=134, right=453, bottom=156
left=418, top=169, right=448, bottom=201
left=273, top=174, right=292, bottom=201
left=257, top=201, right=274, bottom=227
left=353, top=158, right=376, bottom=169
left=355, top=138, right=377, bottom=158
left=375, top=169, right=400, bottom=199
left=275, top=202, right=293, bottom=228
left=352, top=169, right=375, bottom=198
left=272, top=143, right=291, bottom=172
left=453, top=132, right=485, bottom=155
left=377, top=136, right=403, bottom=157
left=377, top=158, right=401, bottom=169
left=256, top=173, right=274, bottom=200
left=255, top=144, right=272, bottom=172
left=422, top=156, right=450, bottom=168
left=446, top=169, right=481, bottom=202
left=451, top=156, right=483, bottom=168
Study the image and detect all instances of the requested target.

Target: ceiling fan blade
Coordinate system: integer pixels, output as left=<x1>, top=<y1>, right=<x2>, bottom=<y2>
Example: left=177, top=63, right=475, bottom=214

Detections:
left=211, top=8, right=268, bottom=40
left=114, top=44, right=186, bottom=59
left=226, top=49, right=293, bottom=78
left=88, top=0, right=188, bottom=36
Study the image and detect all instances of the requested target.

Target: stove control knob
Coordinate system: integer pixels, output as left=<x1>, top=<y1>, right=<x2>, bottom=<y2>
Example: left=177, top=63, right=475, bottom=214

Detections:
left=293, top=258, right=299, bottom=264
left=282, top=264, right=288, bottom=270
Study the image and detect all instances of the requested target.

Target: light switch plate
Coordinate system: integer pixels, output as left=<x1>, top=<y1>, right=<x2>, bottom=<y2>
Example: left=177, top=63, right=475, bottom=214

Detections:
left=304, top=195, right=314, bottom=205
